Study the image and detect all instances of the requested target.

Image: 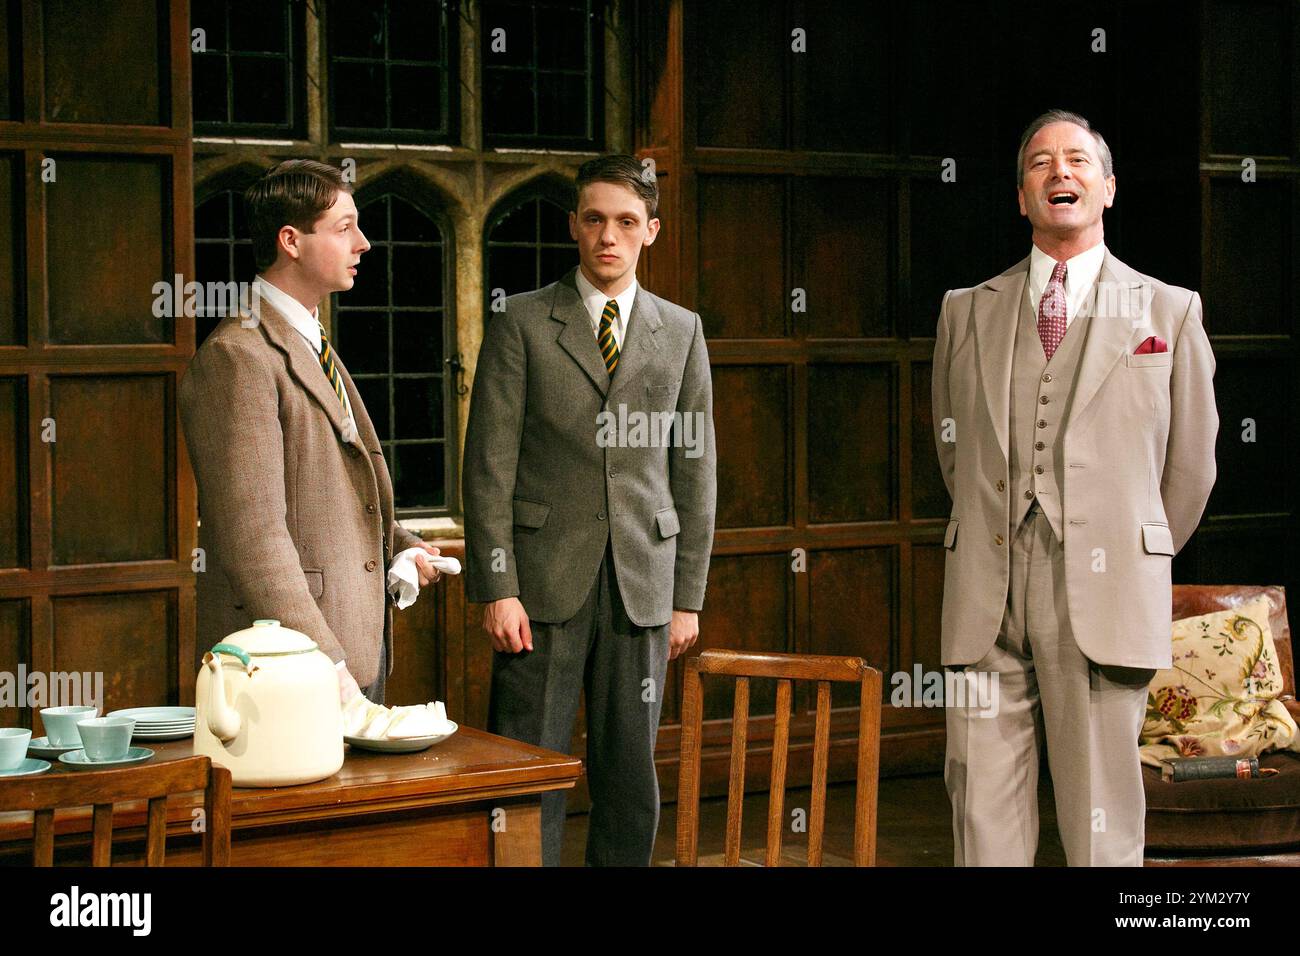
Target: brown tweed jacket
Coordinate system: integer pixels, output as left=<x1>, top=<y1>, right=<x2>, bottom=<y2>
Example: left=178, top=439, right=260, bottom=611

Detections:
left=179, top=297, right=421, bottom=686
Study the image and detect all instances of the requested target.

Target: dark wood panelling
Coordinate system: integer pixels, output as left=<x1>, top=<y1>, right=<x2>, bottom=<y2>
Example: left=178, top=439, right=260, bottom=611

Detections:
left=1204, top=178, right=1290, bottom=335
left=691, top=0, right=784, bottom=149
left=1206, top=0, right=1291, bottom=157
left=1207, top=358, right=1288, bottom=517
left=793, top=1, right=891, bottom=153
left=793, top=177, right=890, bottom=338
left=1193, top=526, right=1290, bottom=593
left=696, top=175, right=785, bottom=338
left=1114, top=175, right=1201, bottom=294
left=691, top=552, right=789, bottom=720
left=46, top=156, right=170, bottom=345
left=909, top=362, right=948, bottom=520
left=713, top=364, right=789, bottom=529
left=904, top=0, right=995, bottom=160
left=0, top=153, right=19, bottom=344
left=42, top=0, right=164, bottom=126
left=807, top=363, right=893, bottom=523
left=910, top=544, right=945, bottom=676
left=0, top=377, right=25, bottom=568
left=808, top=546, right=893, bottom=706
left=50, top=375, right=170, bottom=565
left=910, top=177, right=1004, bottom=336
left=49, top=590, right=175, bottom=716
left=0, top=0, right=14, bottom=121
left=0, top=599, right=29, bottom=726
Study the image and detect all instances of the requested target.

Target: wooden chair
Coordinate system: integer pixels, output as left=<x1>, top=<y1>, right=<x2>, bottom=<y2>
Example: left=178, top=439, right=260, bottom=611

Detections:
left=0, top=755, right=232, bottom=866
left=676, top=649, right=882, bottom=866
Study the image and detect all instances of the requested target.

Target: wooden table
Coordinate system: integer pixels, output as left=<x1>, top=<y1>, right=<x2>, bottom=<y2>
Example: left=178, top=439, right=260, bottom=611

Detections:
left=0, top=726, right=580, bottom=866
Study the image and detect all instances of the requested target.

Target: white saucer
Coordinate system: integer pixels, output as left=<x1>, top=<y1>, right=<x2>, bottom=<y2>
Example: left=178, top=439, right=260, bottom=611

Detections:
left=0, top=758, right=52, bottom=777
left=345, top=722, right=458, bottom=753
left=58, top=747, right=154, bottom=770
left=27, top=737, right=81, bottom=759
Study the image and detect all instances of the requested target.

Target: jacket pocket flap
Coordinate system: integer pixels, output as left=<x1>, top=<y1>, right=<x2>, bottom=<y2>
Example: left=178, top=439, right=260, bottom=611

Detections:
left=1141, top=523, right=1175, bottom=556
left=656, top=507, right=681, bottom=538
left=512, top=497, right=551, bottom=529
left=303, top=568, right=325, bottom=599
left=944, top=518, right=959, bottom=549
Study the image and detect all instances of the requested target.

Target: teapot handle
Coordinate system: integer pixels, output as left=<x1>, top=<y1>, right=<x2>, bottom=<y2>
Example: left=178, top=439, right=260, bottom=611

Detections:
left=210, top=643, right=252, bottom=668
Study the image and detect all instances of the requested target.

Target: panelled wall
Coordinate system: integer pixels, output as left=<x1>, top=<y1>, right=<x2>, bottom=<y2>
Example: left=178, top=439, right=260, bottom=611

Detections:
left=0, top=0, right=197, bottom=732
left=634, top=0, right=1300, bottom=791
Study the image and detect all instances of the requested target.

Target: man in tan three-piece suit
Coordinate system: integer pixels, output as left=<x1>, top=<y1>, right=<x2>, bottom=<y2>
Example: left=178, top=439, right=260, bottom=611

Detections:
left=180, top=160, right=442, bottom=706
left=932, top=111, right=1219, bottom=866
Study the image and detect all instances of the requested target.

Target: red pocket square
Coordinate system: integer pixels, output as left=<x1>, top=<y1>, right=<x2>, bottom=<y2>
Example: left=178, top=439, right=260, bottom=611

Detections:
left=1135, top=335, right=1168, bottom=354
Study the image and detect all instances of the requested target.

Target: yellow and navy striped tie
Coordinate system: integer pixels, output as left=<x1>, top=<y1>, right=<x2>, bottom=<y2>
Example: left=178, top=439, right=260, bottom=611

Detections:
left=317, top=320, right=349, bottom=412
left=598, top=299, right=620, bottom=375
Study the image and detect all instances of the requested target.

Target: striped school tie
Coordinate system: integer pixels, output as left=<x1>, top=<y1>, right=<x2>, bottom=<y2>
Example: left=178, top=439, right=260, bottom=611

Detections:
left=317, top=320, right=349, bottom=413
left=598, top=299, right=620, bottom=375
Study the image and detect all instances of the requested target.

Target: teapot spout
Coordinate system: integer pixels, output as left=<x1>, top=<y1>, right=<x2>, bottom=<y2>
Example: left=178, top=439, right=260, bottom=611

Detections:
left=202, top=651, right=242, bottom=742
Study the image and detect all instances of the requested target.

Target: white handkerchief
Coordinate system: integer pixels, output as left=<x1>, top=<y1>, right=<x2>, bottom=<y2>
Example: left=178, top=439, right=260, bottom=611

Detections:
left=386, top=548, right=462, bottom=610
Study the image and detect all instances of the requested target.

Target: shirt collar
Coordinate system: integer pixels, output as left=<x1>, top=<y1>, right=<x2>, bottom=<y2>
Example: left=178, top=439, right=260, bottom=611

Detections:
left=574, top=266, right=638, bottom=330
left=1028, top=240, right=1107, bottom=309
left=254, top=275, right=322, bottom=353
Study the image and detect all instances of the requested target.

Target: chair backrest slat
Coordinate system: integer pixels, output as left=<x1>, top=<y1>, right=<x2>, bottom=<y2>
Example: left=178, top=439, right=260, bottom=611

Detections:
left=676, top=650, right=881, bottom=868
left=723, top=676, right=750, bottom=867
left=764, top=678, right=793, bottom=867
left=145, top=797, right=168, bottom=866
left=91, top=804, right=113, bottom=867
left=808, top=680, right=832, bottom=867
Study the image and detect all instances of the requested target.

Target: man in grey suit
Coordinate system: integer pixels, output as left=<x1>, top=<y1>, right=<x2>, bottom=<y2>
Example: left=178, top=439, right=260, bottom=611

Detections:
left=932, top=112, right=1218, bottom=865
left=463, top=154, right=717, bottom=866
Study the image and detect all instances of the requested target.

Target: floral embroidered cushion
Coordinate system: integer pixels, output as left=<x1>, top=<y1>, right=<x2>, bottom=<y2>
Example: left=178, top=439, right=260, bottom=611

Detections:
left=1140, top=595, right=1300, bottom=768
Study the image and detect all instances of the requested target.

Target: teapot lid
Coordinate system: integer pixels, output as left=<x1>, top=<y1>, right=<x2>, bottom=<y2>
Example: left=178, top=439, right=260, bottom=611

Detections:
left=220, top=619, right=318, bottom=656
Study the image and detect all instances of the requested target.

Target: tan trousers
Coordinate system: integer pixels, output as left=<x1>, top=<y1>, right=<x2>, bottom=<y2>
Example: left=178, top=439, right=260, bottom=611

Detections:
left=944, top=506, right=1155, bottom=866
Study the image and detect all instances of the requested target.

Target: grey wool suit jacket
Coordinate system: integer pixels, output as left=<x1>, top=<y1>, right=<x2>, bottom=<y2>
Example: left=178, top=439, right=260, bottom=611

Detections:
left=463, top=267, right=717, bottom=627
left=179, top=298, right=422, bottom=686
left=931, top=251, right=1218, bottom=670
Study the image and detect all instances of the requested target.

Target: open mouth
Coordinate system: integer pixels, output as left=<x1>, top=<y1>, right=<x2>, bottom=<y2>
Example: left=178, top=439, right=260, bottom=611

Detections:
left=1048, top=192, right=1079, bottom=206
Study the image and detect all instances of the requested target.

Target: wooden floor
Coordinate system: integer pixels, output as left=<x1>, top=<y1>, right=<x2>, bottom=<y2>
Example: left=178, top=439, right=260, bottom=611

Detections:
left=562, top=772, right=1069, bottom=866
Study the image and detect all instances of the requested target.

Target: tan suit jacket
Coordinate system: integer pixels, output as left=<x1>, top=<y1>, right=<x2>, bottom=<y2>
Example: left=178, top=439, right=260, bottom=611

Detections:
left=179, top=299, right=421, bottom=686
left=931, top=251, right=1218, bottom=669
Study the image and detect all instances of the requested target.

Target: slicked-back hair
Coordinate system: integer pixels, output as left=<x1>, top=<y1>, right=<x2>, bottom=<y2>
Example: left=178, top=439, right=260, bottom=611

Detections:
left=1016, top=110, right=1114, bottom=188
left=245, top=160, right=350, bottom=270
left=573, top=154, right=659, bottom=220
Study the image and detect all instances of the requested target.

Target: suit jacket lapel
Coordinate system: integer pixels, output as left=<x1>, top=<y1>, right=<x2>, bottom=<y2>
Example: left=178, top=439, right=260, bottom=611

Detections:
left=973, top=256, right=1028, bottom=463
left=1065, top=251, right=1146, bottom=435
left=607, top=286, right=663, bottom=401
left=552, top=267, right=610, bottom=397
left=255, top=297, right=365, bottom=453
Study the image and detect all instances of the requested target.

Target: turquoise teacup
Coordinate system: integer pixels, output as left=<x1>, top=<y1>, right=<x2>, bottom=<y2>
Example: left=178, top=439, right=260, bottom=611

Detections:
left=0, top=728, right=32, bottom=771
left=76, top=717, right=135, bottom=762
left=41, top=705, right=97, bottom=747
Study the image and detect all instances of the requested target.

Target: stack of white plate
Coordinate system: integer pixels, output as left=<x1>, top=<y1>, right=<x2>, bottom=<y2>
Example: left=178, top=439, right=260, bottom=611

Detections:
left=107, top=706, right=197, bottom=741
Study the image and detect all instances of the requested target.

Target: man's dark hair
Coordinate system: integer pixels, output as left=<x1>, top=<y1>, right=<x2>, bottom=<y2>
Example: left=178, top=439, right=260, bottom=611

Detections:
left=573, top=154, right=659, bottom=220
left=245, top=160, right=350, bottom=270
left=1016, top=109, right=1114, bottom=188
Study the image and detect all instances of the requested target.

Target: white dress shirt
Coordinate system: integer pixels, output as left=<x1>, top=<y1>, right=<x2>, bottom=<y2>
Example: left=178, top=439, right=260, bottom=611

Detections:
left=1026, top=241, right=1106, bottom=328
left=574, top=266, right=637, bottom=350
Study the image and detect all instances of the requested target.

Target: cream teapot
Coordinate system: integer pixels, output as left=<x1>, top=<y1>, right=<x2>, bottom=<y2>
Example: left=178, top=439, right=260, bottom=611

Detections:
left=194, top=619, right=344, bottom=787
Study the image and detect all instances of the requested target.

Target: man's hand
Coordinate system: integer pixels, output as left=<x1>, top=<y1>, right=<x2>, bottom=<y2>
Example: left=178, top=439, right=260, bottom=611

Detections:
left=337, top=665, right=362, bottom=704
left=483, top=596, right=533, bottom=653
left=412, top=543, right=443, bottom=586
left=669, top=609, right=700, bottom=661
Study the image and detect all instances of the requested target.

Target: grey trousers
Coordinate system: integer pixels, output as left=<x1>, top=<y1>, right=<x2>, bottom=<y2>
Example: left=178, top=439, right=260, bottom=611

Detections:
left=488, top=546, right=670, bottom=866
left=944, top=505, right=1155, bottom=866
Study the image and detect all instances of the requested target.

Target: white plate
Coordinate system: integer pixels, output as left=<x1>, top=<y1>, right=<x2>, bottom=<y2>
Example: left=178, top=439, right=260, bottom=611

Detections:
left=345, top=722, right=458, bottom=753
left=108, top=707, right=196, bottom=722
left=131, top=729, right=194, bottom=741
left=131, top=724, right=194, bottom=731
